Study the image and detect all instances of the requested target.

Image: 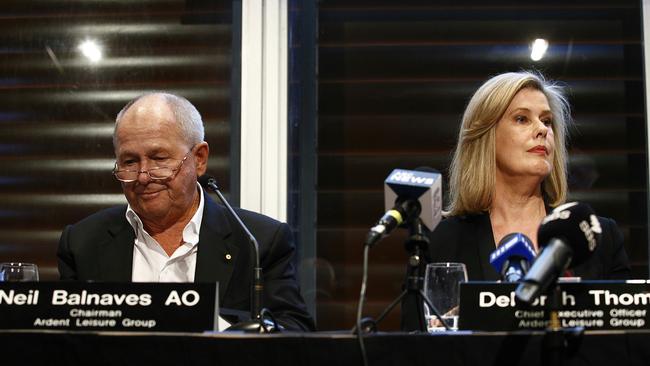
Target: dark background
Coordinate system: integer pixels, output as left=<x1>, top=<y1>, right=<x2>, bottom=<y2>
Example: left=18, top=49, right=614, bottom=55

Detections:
left=0, top=0, right=646, bottom=332
left=315, top=0, right=648, bottom=330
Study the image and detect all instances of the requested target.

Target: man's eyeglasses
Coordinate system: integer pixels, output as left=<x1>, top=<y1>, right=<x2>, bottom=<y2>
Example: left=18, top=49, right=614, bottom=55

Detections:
left=112, top=149, right=193, bottom=183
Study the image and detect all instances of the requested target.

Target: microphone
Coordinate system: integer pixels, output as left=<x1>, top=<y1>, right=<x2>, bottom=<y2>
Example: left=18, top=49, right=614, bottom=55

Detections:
left=198, top=175, right=271, bottom=332
left=365, top=168, right=442, bottom=247
left=489, top=233, right=536, bottom=282
left=515, top=202, right=602, bottom=304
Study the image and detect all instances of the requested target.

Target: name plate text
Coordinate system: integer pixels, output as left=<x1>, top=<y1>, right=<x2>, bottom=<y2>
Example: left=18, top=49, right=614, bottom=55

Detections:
left=459, top=281, right=650, bottom=331
left=0, top=282, right=219, bottom=332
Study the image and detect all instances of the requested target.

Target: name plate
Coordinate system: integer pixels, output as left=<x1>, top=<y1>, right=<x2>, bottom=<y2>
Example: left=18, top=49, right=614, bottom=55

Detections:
left=0, top=282, right=219, bottom=332
left=459, top=281, right=650, bottom=331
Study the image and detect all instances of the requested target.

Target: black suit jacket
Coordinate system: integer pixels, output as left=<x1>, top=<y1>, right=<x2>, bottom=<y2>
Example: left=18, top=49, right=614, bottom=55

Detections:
left=428, top=213, right=631, bottom=281
left=402, top=212, right=631, bottom=330
left=57, top=193, right=315, bottom=331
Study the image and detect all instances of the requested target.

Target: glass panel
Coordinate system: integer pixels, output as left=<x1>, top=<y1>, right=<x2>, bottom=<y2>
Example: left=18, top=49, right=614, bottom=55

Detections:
left=288, top=0, right=318, bottom=315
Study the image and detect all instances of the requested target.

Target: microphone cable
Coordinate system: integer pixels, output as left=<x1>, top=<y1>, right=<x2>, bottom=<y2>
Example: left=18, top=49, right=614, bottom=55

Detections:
left=354, top=244, right=370, bottom=366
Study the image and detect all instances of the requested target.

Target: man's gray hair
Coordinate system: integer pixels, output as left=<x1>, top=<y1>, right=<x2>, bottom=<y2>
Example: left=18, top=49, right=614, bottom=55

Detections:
left=113, top=92, right=205, bottom=148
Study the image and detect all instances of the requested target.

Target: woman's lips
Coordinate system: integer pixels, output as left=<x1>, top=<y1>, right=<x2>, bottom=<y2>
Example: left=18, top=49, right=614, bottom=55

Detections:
left=527, top=146, right=548, bottom=155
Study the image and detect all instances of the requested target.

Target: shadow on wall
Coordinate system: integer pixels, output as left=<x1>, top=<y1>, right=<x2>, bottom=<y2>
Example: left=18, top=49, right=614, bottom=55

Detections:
left=299, top=257, right=337, bottom=300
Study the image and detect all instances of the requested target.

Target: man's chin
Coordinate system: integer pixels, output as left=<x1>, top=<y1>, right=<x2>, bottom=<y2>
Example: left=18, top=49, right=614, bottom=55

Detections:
left=132, top=201, right=169, bottom=221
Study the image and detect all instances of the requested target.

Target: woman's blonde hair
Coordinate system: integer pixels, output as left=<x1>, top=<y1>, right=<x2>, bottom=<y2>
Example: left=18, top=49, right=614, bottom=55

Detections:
left=447, top=71, right=570, bottom=216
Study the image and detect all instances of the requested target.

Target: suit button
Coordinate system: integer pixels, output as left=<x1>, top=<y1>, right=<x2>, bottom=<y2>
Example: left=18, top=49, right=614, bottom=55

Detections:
left=225, top=253, right=232, bottom=261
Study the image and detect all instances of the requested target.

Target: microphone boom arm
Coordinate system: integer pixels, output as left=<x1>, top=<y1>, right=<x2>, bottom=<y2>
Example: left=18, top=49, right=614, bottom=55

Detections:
left=204, top=178, right=263, bottom=324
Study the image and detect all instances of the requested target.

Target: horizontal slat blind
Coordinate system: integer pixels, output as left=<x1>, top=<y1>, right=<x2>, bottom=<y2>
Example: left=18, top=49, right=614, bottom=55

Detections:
left=317, top=0, right=646, bottom=330
left=0, top=0, right=232, bottom=279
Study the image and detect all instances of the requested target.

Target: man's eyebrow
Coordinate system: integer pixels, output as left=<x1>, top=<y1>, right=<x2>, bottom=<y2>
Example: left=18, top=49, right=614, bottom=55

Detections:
left=118, top=147, right=168, bottom=158
left=116, top=151, right=136, bottom=159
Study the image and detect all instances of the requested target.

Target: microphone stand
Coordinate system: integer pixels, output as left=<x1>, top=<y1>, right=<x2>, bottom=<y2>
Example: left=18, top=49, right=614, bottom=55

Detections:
left=542, top=284, right=583, bottom=366
left=372, top=218, right=449, bottom=332
left=202, top=177, right=274, bottom=333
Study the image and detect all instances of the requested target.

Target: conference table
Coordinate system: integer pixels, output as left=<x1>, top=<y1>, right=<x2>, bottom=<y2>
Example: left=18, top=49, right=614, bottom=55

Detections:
left=4, top=328, right=650, bottom=366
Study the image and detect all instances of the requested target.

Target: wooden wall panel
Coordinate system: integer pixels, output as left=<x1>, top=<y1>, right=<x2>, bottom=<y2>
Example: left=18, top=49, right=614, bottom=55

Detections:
left=0, top=0, right=232, bottom=280
left=317, top=0, right=647, bottom=330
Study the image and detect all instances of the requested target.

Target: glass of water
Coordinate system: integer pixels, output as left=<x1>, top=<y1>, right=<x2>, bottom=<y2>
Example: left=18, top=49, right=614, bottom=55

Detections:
left=0, top=263, right=39, bottom=282
left=423, top=262, right=467, bottom=332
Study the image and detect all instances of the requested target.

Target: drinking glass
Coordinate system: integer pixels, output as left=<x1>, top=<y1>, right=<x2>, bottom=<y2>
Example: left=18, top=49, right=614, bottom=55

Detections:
left=423, top=262, right=467, bottom=331
left=0, top=263, right=39, bottom=282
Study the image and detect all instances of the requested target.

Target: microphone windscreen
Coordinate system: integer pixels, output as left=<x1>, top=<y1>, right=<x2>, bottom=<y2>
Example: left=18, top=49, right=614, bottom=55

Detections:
left=537, top=202, right=601, bottom=268
left=489, top=233, right=536, bottom=275
left=383, top=168, right=442, bottom=232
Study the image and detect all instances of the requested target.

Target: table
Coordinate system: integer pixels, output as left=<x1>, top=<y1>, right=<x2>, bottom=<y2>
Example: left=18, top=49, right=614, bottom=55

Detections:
left=3, top=329, right=650, bottom=366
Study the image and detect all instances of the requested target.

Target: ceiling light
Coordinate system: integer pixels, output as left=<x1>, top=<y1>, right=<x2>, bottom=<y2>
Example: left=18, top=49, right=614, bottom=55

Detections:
left=530, top=39, right=549, bottom=61
left=78, top=39, right=102, bottom=63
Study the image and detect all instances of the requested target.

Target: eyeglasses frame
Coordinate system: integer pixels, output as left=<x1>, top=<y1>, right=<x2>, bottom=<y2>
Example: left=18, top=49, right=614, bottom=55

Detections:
left=112, top=146, right=196, bottom=183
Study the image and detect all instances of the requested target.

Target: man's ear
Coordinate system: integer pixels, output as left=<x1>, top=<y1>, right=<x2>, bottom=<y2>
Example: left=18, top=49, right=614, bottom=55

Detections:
left=194, top=141, right=210, bottom=176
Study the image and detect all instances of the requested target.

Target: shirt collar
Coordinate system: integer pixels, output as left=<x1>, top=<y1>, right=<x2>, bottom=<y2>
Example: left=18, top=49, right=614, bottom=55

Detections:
left=125, top=182, right=204, bottom=246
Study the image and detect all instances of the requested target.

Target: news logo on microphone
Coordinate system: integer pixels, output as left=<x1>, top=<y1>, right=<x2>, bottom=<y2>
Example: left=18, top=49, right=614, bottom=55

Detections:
left=384, top=169, right=442, bottom=232
left=540, top=201, right=602, bottom=252
left=365, top=168, right=442, bottom=247
left=489, top=233, right=536, bottom=282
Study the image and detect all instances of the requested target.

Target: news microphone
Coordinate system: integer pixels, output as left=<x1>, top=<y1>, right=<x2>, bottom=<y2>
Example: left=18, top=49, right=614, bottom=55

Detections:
left=198, top=175, right=272, bottom=332
left=515, top=202, right=601, bottom=304
left=365, top=168, right=442, bottom=247
left=489, top=233, right=536, bottom=282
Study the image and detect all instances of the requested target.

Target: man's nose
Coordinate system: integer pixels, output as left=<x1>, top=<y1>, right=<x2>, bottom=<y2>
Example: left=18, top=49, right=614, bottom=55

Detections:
left=136, top=161, right=153, bottom=184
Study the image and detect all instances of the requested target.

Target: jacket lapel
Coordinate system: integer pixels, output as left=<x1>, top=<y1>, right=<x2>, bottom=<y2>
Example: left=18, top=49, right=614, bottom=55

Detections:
left=477, top=205, right=550, bottom=280
left=100, top=215, right=135, bottom=281
left=475, top=214, right=500, bottom=281
left=96, top=194, right=241, bottom=298
left=195, top=193, right=239, bottom=305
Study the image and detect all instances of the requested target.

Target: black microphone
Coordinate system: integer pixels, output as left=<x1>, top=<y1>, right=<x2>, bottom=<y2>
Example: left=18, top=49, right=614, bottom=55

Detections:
left=515, top=202, right=601, bottom=304
left=365, top=168, right=442, bottom=247
left=489, top=233, right=536, bottom=282
left=198, top=175, right=270, bottom=332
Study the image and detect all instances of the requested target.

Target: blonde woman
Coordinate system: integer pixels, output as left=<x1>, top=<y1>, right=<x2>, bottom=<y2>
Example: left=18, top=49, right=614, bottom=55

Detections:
left=428, top=71, right=630, bottom=280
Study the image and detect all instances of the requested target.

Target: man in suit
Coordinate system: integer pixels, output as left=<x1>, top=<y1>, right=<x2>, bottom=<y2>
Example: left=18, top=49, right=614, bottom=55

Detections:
left=57, top=92, right=315, bottom=331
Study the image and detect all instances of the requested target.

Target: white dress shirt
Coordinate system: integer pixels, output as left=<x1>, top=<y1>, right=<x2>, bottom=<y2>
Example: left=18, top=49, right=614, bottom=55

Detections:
left=125, top=185, right=231, bottom=330
left=127, top=184, right=204, bottom=283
